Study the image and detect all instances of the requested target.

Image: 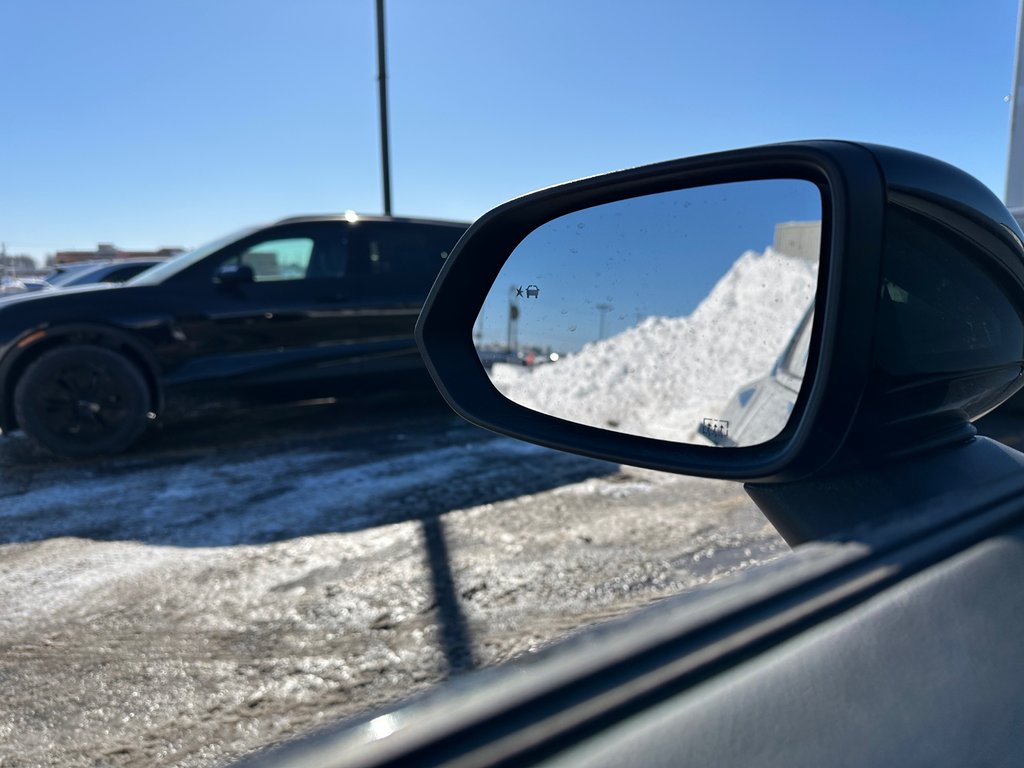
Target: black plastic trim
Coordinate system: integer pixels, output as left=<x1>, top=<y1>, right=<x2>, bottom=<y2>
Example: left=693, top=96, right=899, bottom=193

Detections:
left=417, top=141, right=887, bottom=482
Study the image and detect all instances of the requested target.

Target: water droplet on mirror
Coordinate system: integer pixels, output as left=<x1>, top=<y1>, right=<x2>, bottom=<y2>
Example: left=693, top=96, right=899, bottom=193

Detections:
left=561, top=309, right=568, bottom=315
left=568, top=325, right=577, bottom=332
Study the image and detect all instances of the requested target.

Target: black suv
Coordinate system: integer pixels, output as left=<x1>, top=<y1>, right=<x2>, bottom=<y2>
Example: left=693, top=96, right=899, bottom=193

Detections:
left=0, top=214, right=468, bottom=457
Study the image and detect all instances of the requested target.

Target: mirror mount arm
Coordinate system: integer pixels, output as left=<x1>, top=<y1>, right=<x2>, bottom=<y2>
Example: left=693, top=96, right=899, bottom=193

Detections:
left=745, top=435, right=1024, bottom=546
left=214, top=263, right=255, bottom=287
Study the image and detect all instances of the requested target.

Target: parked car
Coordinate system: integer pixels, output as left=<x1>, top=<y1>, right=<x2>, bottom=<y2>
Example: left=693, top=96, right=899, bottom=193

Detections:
left=248, top=142, right=1024, bottom=767
left=0, top=213, right=467, bottom=457
left=0, top=276, right=52, bottom=295
left=44, top=258, right=166, bottom=287
left=710, top=306, right=814, bottom=447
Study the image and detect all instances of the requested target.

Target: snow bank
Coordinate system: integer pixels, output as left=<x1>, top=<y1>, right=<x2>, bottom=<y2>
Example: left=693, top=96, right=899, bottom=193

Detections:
left=489, top=248, right=817, bottom=441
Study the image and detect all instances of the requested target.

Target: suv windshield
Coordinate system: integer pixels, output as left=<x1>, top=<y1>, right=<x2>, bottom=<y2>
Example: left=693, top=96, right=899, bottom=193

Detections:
left=128, top=227, right=259, bottom=285
left=46, top=263, right=97, bottom=285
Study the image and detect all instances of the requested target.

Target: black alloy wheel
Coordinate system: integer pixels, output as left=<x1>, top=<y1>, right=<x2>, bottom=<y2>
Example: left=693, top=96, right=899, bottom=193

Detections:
left=13, top=345, right=151, bottom=458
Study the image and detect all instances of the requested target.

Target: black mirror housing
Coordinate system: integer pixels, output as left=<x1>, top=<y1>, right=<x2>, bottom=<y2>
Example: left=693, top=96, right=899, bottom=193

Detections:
left=417, top=141, right=1024, bottom=483
left=214, top=263, right=255, bottom=286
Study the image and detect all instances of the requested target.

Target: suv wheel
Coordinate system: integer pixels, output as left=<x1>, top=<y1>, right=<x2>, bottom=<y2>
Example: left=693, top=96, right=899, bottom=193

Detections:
left=13, top=345, right=151, bottom=458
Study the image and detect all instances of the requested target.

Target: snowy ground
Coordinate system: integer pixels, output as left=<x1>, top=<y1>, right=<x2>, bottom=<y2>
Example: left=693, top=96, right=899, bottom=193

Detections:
left=0, top=393, right=787, bottom=767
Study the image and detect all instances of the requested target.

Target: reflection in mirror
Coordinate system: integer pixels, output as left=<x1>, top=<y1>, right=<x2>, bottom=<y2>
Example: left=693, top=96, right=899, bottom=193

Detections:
left=474, top=179, right=822, bottom=447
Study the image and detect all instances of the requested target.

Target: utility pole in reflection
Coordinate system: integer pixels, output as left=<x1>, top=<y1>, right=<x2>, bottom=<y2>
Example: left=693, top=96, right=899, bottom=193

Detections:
left=507, top=286, right=520, bottom=353
left=596, top=303, right=613, bottom=341
left=376, top=0, right=393, bottom=216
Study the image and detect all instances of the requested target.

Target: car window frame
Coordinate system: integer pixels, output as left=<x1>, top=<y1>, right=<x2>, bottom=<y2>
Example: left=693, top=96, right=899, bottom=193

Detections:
left=166, top=221, right=350, bottom=286
left=345, top=221, right=466, bottom=302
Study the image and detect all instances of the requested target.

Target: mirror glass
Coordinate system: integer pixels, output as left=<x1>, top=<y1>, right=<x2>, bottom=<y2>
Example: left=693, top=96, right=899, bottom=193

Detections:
left=474, top=178, right=822, bottom=447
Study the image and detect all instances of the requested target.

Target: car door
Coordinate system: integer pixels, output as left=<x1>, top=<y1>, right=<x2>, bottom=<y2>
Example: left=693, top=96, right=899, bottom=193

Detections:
left=161, top=221, right=356, bottom=388
left=338, top=220, right=466, bottom=374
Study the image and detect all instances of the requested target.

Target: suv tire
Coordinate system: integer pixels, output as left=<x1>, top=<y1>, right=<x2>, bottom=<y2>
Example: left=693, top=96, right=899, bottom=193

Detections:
left=14, top=345, right=151, bottom=458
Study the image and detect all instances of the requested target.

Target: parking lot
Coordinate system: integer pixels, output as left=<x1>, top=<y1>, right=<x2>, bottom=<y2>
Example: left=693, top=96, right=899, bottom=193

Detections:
left=0, top=392, right=787, bottom=767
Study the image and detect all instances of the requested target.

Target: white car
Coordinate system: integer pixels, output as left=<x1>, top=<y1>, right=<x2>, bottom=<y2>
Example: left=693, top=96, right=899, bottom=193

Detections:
left=714, top=307, right=814, bottom=447
left=0, top=276, right=52, bottom=295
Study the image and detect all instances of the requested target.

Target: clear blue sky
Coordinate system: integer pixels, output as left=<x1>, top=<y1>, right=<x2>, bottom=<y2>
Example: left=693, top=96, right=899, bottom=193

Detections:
left=1, top=1, right=1019, bottom=265
left=477, top=179, right=821, bottom=351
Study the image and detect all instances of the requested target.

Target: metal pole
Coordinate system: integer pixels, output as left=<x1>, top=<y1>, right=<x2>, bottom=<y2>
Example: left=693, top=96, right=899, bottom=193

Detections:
left=596, top=303, right=612, bottom=340
left=1007, top=0, right=1024, bottom=208
left=376, top=0, right=393, bottom=216
left=507, top=286, right=519, bottom=353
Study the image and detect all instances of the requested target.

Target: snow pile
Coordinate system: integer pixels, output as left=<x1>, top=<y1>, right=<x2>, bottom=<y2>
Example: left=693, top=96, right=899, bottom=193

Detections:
left=489, top=248, right=817, bottom=441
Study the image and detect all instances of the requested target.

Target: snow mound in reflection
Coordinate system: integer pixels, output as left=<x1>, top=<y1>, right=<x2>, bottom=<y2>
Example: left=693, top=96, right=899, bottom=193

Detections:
left=489, top=247, right=817, bottom=442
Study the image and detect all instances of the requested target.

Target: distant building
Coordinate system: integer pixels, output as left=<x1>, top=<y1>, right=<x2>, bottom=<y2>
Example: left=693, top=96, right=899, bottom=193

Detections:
left=54, top=243, right=184, bottom=264
left=773, top=221, right=822, bottom=261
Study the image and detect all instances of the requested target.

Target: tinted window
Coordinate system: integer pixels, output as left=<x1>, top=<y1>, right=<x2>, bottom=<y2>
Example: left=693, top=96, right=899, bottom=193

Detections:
left=350, top=223, right=464, bottom=299
left=209, top=226, right=347, bottom=284
left=102, top=265, right=152, bottom=282
left=235, top=238, right=315, bottom=281
left=47, top=264, right=96, bottom=285
left=67, top=264, right=152, bottom=285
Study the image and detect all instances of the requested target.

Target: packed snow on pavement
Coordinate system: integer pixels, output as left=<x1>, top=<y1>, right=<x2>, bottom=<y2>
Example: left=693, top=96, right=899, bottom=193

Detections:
left=0, top=405, right=786, bottom=768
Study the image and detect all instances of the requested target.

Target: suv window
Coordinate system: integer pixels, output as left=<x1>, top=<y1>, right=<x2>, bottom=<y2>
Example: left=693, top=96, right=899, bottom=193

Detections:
left=97, top=264, right=153, bottom=283
left=350, top=223, right=464, bottom=299
left=206, top=225, right=348, bottom=286
left=232, top=237, right=316, bottom=281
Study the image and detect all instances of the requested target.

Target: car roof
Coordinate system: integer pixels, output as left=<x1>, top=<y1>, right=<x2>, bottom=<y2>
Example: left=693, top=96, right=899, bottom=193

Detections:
left=51, top=258, right=165, bottom=270
left=272, top=213, right=471, bottom=228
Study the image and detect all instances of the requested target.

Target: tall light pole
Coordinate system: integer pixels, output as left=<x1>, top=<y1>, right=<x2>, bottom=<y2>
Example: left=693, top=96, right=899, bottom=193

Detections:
left=376, top=0, right=393, bottom=216
left=507, top=286, right=520, bottom=353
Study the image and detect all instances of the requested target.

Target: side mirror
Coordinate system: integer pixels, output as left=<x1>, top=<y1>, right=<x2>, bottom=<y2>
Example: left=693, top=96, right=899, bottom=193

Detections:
left=417, top=141, right=1024, bottom=485
left=472, top=177, right=822, bottom=449
left=214, top=263, right=255, bottom=286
